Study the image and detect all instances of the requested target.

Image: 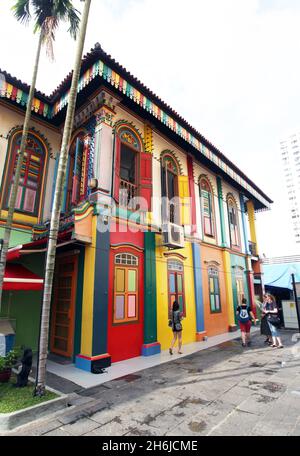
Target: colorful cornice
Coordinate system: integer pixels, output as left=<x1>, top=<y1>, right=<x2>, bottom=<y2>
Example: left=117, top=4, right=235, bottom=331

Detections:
left=52, top=58, right=270, bottom=209
left=0, top=78, right=52, bottom=119
left=0, top=52, right=272, bottom=210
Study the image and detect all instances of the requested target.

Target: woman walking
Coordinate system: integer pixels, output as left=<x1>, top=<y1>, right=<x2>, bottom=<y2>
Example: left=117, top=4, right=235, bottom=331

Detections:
left=236, top=298, right=256, bottom=347
left=169, top=301, right=183, bottom=355
left=265, top=295, right=284, bottom=348
left=260, top=294, right=272, bottom=345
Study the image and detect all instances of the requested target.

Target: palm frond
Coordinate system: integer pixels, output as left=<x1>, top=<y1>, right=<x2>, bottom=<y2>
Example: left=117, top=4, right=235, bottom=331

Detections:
left=12, top=0, right=31, bottom=25
left=12, top=0, right=81, bottom=59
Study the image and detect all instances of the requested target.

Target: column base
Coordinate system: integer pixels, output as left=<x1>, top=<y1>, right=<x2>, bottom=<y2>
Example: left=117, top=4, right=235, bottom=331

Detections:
left=75, top=353, right=111, bottom=373
left=196, top=331, right=207, bottom=342
left=141, top=342, right=161, bottom=357
left=229, top=324, right=238, bottom=332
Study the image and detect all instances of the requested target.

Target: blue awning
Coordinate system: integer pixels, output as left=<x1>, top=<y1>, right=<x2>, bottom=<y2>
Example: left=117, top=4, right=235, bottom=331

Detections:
left=263, top=262, right=300, bottom=290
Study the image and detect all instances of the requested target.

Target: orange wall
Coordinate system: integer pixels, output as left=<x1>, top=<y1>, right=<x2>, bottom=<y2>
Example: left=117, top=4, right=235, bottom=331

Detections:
left=201, top=245, right=230, bottom=336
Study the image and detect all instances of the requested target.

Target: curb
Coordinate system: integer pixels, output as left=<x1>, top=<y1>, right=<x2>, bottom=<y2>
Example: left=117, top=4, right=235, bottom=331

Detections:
left=0, top=392, right=68, bottom=432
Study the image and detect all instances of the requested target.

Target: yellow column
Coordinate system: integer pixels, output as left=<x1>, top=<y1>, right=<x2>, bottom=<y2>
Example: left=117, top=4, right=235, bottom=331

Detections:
left=178, top=175, right=191, bottom=226
left=144, top=123, right=154, bottom=225
left=246, top=200, right=259, bottom=253
left=80, top=216, right=97, bottom=356
left=223, top=250, right=236, bottom=328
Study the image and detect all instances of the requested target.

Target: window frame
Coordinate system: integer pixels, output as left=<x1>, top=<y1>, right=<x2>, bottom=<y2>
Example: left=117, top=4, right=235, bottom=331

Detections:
left=227, top=195, right=241, bottom=249
left=113, top=253, right=139, bottom=325
left=161, top=154, right=180, bottom=224
left=199, top=177, right=215, bottom=239
left=3, top=131, right=46, bottom=218
left=167, top=259, right=186, bottom=317
left=208, top=267, right=221, bottom=314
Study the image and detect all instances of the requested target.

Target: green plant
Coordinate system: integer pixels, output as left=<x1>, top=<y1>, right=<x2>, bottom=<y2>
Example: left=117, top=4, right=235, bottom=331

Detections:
left=0, top=350, right=19, bottom=372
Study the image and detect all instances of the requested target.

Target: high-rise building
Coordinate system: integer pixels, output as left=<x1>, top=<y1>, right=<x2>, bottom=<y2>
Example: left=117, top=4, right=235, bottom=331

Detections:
left=280, top=132, right=300, bottom=245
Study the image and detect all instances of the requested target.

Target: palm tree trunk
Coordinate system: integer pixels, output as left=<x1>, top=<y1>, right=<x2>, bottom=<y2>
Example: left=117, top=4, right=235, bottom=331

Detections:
left=0, top=31, right=43, bottom=314
left=34, top=0, right=92, bottom=397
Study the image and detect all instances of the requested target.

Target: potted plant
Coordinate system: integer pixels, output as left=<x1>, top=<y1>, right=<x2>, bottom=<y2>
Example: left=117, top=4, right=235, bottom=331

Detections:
left=0, top=350, right=18, bottom=383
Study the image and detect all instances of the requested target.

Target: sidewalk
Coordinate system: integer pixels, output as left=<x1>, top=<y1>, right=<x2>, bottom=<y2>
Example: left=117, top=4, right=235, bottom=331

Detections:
left=3, top=329, right=300, bottom=436
left=44, top=328, right=260, bottom=389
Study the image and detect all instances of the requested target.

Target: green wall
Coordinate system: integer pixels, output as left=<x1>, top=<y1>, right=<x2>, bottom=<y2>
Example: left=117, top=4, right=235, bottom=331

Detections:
left=230, top=254, right=250, bottom=324
left=0, top=227, right=32, bottom=247
left=0, top=254, right=45, bottom=353
left=1, top=290, right=42, bottom=352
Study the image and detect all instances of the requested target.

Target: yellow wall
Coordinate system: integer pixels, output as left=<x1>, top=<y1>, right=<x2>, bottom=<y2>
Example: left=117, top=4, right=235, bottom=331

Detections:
left=80, top=216, right=97, bottom=356
left=0, top=102, right=61, bottom=223
left=156, top=236, right=197, bottom=350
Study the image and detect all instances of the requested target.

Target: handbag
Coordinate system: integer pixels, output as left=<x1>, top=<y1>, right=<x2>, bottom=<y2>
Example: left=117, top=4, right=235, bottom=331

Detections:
left=168, top=319, right=173, bottom=327
left=267, top=314, right=281, bottom=327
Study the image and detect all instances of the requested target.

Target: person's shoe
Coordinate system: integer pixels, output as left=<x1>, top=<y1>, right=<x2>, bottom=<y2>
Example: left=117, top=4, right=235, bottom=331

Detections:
left=169, top=348, right=173, bottom=355
left=271, top=344, right=277, bottom=348
left=242, top=343, right=246, bottom=347
left=264, top=338, right=269, bottom=344
left=277, top=345, right=284, bottom=349
left=178, top=351, right=183, bottom=355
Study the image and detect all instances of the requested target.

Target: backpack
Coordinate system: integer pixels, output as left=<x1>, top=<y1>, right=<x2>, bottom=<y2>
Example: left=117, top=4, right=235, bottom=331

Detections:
left=238, top=306, right=250, bottom=323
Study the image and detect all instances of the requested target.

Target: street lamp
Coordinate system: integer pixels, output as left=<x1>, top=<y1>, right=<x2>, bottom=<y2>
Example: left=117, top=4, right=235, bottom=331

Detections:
left=290, top=266, right=300, bottom=333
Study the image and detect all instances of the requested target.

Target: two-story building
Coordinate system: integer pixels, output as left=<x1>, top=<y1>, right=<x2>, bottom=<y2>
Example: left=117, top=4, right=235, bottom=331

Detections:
left=0, top=44, right=272, bottom=372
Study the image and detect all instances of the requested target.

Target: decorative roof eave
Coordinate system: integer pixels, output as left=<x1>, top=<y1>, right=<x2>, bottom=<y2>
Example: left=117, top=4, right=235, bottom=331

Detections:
left=0, top=69, right=53, bottom=120
left=51, top=57, right=271, bottom=209
left=0, top=46, right=273, bottom=210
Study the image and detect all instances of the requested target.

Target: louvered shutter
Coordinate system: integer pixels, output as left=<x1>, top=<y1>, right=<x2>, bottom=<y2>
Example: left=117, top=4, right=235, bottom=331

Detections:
left=113, top=134, right=121, bottom=203
left=72, top=138, right=84, bottom=205
left=139, top=152, right=152, bottom=211
left=51, top=154, right=59, bottom=212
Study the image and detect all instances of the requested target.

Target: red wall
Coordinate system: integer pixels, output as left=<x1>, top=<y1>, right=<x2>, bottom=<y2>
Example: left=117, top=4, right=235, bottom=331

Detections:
left=107, top=224, right=144, bottom=363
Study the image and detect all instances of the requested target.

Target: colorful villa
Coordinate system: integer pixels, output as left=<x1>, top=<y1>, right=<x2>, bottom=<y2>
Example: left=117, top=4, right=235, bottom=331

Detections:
left=0, top=44, right=272, bottom=372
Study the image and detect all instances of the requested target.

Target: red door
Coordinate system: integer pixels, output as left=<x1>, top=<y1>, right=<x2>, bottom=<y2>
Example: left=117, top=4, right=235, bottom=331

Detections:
left=107, top=246, right=144, bottom=363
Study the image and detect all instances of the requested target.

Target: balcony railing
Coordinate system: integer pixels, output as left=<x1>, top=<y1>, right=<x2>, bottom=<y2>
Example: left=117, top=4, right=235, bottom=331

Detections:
left=249, top=241, right=257, bottom=256
left=120, top=179, right=138, bottom=210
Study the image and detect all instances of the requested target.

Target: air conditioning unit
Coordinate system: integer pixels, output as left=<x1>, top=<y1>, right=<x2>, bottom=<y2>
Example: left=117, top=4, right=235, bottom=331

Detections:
left=162, top=223, right=185, bottom=249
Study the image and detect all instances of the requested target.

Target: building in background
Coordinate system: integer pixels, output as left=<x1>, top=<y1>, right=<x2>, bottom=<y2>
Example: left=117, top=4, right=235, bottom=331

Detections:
left=280, top=132, right=300, bottom=245
left=0, top=44, right=272, bottom=372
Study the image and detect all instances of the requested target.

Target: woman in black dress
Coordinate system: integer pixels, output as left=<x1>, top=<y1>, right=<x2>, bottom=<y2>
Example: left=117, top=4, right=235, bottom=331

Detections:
left=260, top=294, right=272, bottom=344
left=169, top=301, right=183, bottom=355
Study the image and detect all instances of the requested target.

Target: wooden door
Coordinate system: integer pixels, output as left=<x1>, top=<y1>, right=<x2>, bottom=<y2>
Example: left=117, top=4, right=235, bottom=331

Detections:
left=50, top=255, right=78, bottom=358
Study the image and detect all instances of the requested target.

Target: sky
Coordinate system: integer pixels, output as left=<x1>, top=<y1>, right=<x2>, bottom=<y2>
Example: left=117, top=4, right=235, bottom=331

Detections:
left=0, top=0, right=300, bottom=257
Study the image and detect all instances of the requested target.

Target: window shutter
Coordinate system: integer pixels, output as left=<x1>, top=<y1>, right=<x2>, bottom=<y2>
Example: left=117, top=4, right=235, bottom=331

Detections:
left=139, top=152, right=152, bottom=211
left=113, top=134, right=121, bottom=203
left=72, top=138, right=84, bottom=205
left=62, top=155, right=71, bottom=213
left=51, top=154, right=60, bottom=212
left=178, top=175, right=190, bottom=226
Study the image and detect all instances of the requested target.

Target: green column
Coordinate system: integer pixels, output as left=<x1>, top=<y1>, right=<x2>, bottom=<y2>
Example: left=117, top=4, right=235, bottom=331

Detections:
left=142, top=232, right=160, bottom=356
left=217, top=176, right=227, bottom=247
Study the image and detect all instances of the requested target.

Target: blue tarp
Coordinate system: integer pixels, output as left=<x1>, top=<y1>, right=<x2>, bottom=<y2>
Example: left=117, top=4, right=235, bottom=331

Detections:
left=263, top=262, right=300, bottom=290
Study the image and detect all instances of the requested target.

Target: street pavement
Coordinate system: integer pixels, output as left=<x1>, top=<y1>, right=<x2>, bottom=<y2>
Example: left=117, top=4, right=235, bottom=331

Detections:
left=4, top=330, right=300, bottom=436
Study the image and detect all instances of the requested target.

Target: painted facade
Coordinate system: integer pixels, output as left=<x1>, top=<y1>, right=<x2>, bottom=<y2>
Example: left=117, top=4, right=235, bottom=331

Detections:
left=0, top=45, right=272, bottom=371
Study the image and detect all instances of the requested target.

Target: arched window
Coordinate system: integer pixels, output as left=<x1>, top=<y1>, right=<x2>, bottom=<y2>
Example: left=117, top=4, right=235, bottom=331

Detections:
left=3, top=132, right=46, bottom=216
left=119, top=128, right=140, bottom=207
left=199, top=177, right=215, bottom=238
left=168, top=259, right=185, bottom=316
left=113, top=124, right=152, bottom=211
left=208, top=266, right=221, bottom=313
left=114, top=252, right=139, bottom=323
left=161, top=154, right=179, bottom=223
left=55, top=132, right=89, bottom=214
left=227, top=195, right=240, bottom=248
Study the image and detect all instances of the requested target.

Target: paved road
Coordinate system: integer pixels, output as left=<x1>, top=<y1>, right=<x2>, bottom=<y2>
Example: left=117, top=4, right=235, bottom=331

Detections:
left=6, top=330, right=300, bottom=436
